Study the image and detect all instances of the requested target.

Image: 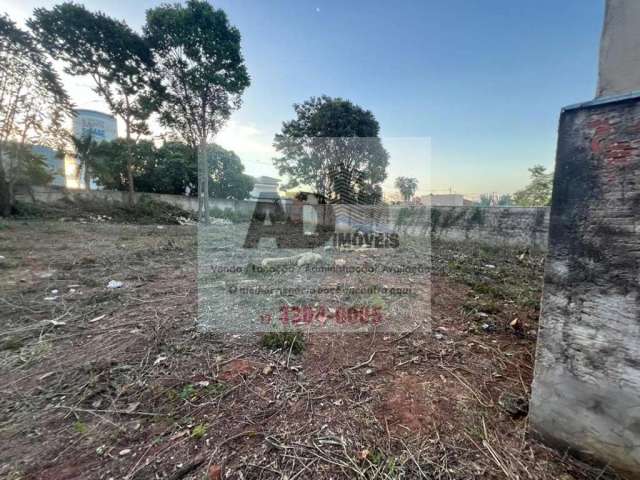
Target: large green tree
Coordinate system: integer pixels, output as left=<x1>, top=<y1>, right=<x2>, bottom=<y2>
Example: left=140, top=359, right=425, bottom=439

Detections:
left=91, top=138, right=155, bottom=192
left=29, top=3, right=156, bottom=206
left=0, top=14, right=72, bottom=216
left=206, top=144, right=254, bottom=200
left=91, top=139, right=253, bottom=200
left=274, top=96, right=389, bottom=204
left=138, top=141, right=198, bottom=196
left=395, top=177, right=418, bottom=202
left=513, top=165, right=553, bottom=207
left=144, top=0, right=250, bottom=222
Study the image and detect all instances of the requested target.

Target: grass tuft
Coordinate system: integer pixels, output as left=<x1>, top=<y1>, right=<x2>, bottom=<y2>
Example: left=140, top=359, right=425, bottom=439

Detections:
left=191, top=424, right=207, bottom=439
left=261, top=330, right=305, bottom=354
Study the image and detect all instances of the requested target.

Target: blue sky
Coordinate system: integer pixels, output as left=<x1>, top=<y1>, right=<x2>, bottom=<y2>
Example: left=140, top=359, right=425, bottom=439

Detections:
left=2, top=0, right=605, bottom=198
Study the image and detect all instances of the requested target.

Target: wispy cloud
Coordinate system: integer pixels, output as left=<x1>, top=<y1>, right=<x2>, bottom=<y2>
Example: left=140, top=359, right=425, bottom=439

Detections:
left=216, top=121, right=275, bottom=159
left=215, top=120, right=279, bottom=177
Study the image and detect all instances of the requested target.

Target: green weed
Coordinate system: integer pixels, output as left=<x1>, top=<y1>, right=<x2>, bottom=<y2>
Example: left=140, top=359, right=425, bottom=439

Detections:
left=191, top=424, right=207, bottom=439
left=261, top=330, right=305, bottom=354
left=73, top=421, right=88, bottom=434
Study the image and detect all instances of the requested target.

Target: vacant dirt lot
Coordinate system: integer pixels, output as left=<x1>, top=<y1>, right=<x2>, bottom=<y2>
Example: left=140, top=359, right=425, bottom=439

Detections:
left=0, top=220, right=622, bottom=479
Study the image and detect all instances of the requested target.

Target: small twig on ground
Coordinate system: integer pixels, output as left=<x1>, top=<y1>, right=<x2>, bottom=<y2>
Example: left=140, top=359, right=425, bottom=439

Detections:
left=347, top=351, right=377, bottom=371
left=387, top=323, right=420, bottom=344
left=439, top=364, right=493, bottom=408
left=55, top=405, right=162, bottom=417
left=396, top=356, right=420, bottom=368
left=289, top=458, right=318, bottom=480
left=286, top=337, right=295, bottom=368
left=166, top=454, right=205, bottom=480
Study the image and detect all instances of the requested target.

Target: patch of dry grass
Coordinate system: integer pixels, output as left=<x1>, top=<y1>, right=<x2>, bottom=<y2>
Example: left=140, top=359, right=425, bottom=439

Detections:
left=0, top=221, right=625, bottom=479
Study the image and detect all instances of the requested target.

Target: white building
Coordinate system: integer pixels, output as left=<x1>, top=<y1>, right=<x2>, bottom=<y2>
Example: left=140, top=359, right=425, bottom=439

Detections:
left=31, top=145, right=65, bottom=187
left=69, top=109, right=118, bottom=189
left=73, top=109, right=117, bottom=143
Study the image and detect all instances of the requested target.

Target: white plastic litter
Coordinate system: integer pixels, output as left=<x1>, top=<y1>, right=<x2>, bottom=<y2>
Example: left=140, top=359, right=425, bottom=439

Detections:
left=107, top=280, right=123, bottom=289
left=153, top=354, right=168, bottom=366
left=89, top=314, right=106, bottom=323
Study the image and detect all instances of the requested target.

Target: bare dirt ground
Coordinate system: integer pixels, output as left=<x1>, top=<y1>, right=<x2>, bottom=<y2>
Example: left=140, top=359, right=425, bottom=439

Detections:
left=0, top=220, right=624, bottom=479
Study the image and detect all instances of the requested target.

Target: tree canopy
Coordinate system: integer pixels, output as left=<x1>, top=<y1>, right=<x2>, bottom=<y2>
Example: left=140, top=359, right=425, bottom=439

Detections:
left=497, top=194, right=513, bottom=206
left=206, top=144, right=254, bottom=200
left=139, top=142, right=198, bottom=196
left=0, top=14, right=72, bottom=215
left=91, top=140, right=253, bottom=200
left=29, top=2, right=156, bottom=205
left=273, top=96, right=388, bottom=204
left=395, top=177, right=418, bottom=202
left=92, top=138, right=155, bottom=192
left=513, top=165, right=553, bottom=207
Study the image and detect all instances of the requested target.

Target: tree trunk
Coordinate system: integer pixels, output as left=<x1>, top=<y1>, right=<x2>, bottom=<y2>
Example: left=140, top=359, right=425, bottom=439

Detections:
left=0, top=151, right=11, bottom=216
left=7, top=179, right=14, bottom=215
left=125, top=123, right=135, bottom=208
left=198, top=138, right=209, bottom=224
left=26, top=184, right=36, bottom=203
left=84, top=164, right=91, bottom=191
left=0, top=178, right=11, bottom=217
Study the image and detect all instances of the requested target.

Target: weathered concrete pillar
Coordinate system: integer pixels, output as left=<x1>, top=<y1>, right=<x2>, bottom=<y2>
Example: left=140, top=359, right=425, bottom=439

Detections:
left=597, top=0, right=640, bottom=97
left=530, top=95, right=640, bottom=473
left=530, top=0, right=640, bottom=474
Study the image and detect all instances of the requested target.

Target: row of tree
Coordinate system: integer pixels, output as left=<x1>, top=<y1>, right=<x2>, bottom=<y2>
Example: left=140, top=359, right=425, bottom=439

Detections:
left=390, top=165, right=553, bottom=207
left=1, top=0, right=250, bottom=220
left=476, top=166, right=552, bottom=207
left=4, top=0, right=549, bottom=215
left=2, top=1, right=393, bottom=217
left=0, top=15, right=72, bottom=216
left=478, top=194, right=513, bottom=207
left=75, top=138, right=254, bottom=200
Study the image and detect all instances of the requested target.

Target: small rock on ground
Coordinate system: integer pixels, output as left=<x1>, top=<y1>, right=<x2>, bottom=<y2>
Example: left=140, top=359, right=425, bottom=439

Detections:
left=297, top=252, right=322, bottom=266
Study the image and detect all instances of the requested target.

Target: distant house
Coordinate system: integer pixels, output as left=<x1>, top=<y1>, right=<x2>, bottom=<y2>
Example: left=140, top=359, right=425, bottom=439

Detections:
left=250, top=176, right=280, bottom=199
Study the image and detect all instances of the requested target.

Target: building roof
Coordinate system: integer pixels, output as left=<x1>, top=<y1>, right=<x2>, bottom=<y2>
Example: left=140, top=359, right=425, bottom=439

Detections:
left=73, top=109, right=116, bottom=120
left=253, top=176, right=280, bottom=184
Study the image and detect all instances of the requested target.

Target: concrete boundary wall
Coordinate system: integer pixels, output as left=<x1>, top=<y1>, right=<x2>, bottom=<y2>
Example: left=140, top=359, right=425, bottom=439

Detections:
left=18, top=187, right=550, bottom=250
left=391, top=206, right=549, bottom=251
